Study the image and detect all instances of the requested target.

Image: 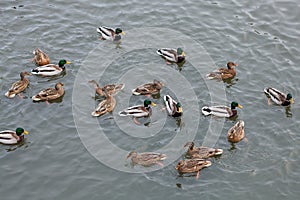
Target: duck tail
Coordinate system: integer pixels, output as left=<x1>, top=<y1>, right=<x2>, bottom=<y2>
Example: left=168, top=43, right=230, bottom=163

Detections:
left=131, top=89, right=141, bottom=96
left=201, top=106, right=211, bottom=115
left=156, top=49, right=163, bottom=56
left=206, top=73, right=217, bottom=80
left=118, top=110, right=128, bottom=116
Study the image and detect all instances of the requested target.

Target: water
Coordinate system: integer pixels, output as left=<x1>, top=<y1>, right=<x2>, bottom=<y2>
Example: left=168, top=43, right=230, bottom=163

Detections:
left=1, top=0, right=300, bottom=199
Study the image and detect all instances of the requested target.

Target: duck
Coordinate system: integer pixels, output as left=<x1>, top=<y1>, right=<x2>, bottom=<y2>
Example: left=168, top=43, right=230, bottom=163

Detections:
left=91, top=94, right=116, bottom=117
left=89, top=80, right=124, bottom=97
left=97, top=26, right=125, bottom=41
left=119, top=99, right=156, bottom=124
left=176, top=159, right=212, bottom=179
left=126, top=151, right=166, bottom=167
left=163, top=95, right=183, bottom=117
left=206, top=62, right=238, bottom=80
left=227, top=120, right=245, bottom=143
left=156, top=48, right=186, bottom=63
left=5, top=71, right=31, bottom=98
left=0, top=128, right=29, bottom=145
left=132, top=79, right=163, bottom=96
left=32, top=82, right=64, bottom=102
left=184, top=142, right=223, bottom=159
left=202, top=101, right=243, bottom=118
left=32, top=48, right=50, bottom=66
left=31, top=59, right=71, bottom=76
left=264, top=87, right=294, bottom=106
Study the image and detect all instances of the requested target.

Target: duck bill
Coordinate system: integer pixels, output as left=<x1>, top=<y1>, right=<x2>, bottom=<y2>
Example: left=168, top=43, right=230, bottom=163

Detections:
left=23, top=130, right=29, bottom=135
left=121, top=31, right=126, bottom=35
left=237, top=104, right=243, bottom=109
left=182, top=52, right=186, bottom=57
left=66, top=61, right=71, bottom=64
left=151, top=102, right=156, bottom=107
left=290, top=98, right=294, bottom=104
left=178, top=107, right=183, bottom=113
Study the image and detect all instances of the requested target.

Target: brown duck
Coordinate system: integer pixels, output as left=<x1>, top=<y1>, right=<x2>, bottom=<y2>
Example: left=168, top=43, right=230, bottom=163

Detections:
left=206, top=62, right=238, bottom=80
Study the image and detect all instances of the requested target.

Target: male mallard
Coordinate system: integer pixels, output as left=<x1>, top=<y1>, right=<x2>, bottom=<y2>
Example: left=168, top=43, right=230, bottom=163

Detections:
left=97, top=26, right=125, bottom=41
left=176, top=159, right=212, bottom=179
left=0, top=128, right=29, bottom=145
left=32, top=82, right=64, bottom=102
left=31, top=59, right=71, bottom=76
left=32, top=48, right=50, bottom=66
left=227, top=120, right=245, bottom=143
left=5, top=71, right=31, bottom=98
left=89, top=80, right=124, bottom=97
left=184, top=142, right=223, bottom=159
left=163, top=95, right=183, bottom=117
left=132, top=79, right=163, bottom=96
left=91, top=94, right=116, bottom=117
left=206, top=62, right=238, bottom=80
left=264, top=87, right=294, bottom=106
left=127, top=151, right=166, bottom=167
left=119, top=99, right=156, bottom=124
left=202, top=101, right=243, bottom=118
left=156, top=48, right=186, bottom=63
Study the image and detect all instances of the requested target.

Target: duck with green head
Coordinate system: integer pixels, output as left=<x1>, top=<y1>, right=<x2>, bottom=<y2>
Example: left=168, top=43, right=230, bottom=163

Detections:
left=163, top=95, right=183, bottom=117
left=264, top=87, right=294, bottom=106
left=202, top=101, right=243, bottom=118
left=31, top=59, right=71, bottom=76
left=97, top=26, right=125, bottom=41
left=0, top=128, right=29, bottom=145
left=156, top=47, right=186, bottom=64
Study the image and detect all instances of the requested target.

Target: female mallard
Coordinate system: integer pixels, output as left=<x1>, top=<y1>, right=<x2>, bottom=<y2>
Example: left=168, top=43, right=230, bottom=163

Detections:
left=32, top=82, right=64, bottom=102
left=202, top=101, right=243, bottom=118
left=0, top=128, right=29, bottom=145
left=184, top=142, right=223, bottom=159
left=132, top=80, right=163, bottom=96
left=5, top=71, right=31, bottom=98
left=163, top=95, right=183, bottom=117
left=156, top=48, right=186, bottom=63
left=227, top=120, right=245, bottom=143
left=31, top=59, right=71, bottom=76
left=119, top=99, right=156, bottom=124
left=264, top=87, right=294, bottom=106
left=89, top=80, right=124, bottom=97
left=32, top=48, right=50, bottom=66
left=206, top=62, right=238, bottom=80
left=127, top=151, right=167, bottom=167
left=91, top=94, right=116, bottom=117
left=97, top=26, right=125, bottom=41
left=176, top=159, right=212, bottom=179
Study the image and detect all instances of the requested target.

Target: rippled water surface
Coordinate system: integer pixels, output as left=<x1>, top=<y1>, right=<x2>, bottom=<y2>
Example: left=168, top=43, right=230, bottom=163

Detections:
left=1, top=0, right=300, bottom=199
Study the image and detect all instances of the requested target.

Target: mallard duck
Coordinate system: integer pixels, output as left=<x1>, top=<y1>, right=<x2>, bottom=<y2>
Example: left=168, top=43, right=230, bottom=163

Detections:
left=176, top=159, right=212, bottom=179
left=91, top=94, right=116, bottom=117
left=206, top=62, right=238, bottom=80
left=127, top=151, right=166, bottom=167
left=156, top=48, right=186, bottom=63
left=132, top=79, right=163, bottom=95
left=31, top=59, right=71, bottom=76
left=5, top=71, right=31, bottom=98
left=32, top=48, right=50, bottom=66
left=89, top=80, right=124, bottom=97
left=32, top=82, right=64, bottom=102
left=264, top=87, right=294, bottom=106
left=227, top=120, right=245, bottom=143
left=97, top=26, right=125, bottom=41
left=202, top=101, right=243, bottom=118
left=0, top=128, right=29, bottom=145
left=163, top=95, right=183, bottom=117
left=184, top=142, right=223, bottom=159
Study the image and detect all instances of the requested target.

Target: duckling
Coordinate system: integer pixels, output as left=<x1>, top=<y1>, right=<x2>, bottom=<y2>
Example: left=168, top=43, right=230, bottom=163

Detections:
left=184, top=142, right=223, bottom=159
left=227, top=120, right=245, bottom=143
left=132, top=79, right=163, bottom=96
left=89, top=80, right=124, bottom=97
left=5, top=71, right=31, bottom=98
left=32, top=48, right=50, bottom=66
left=127, top=151, right=166, bottom=167
left=206, top=62, right=238, bottom=80
left=0, top=128, right=29, bottom=145
left=202, top=101, right=243, bottom=118
left=32, top=82, right=64, bottom=102
left=176, top=159, right=212, bottom=179
left=264, top=87, right=294, bottom=106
